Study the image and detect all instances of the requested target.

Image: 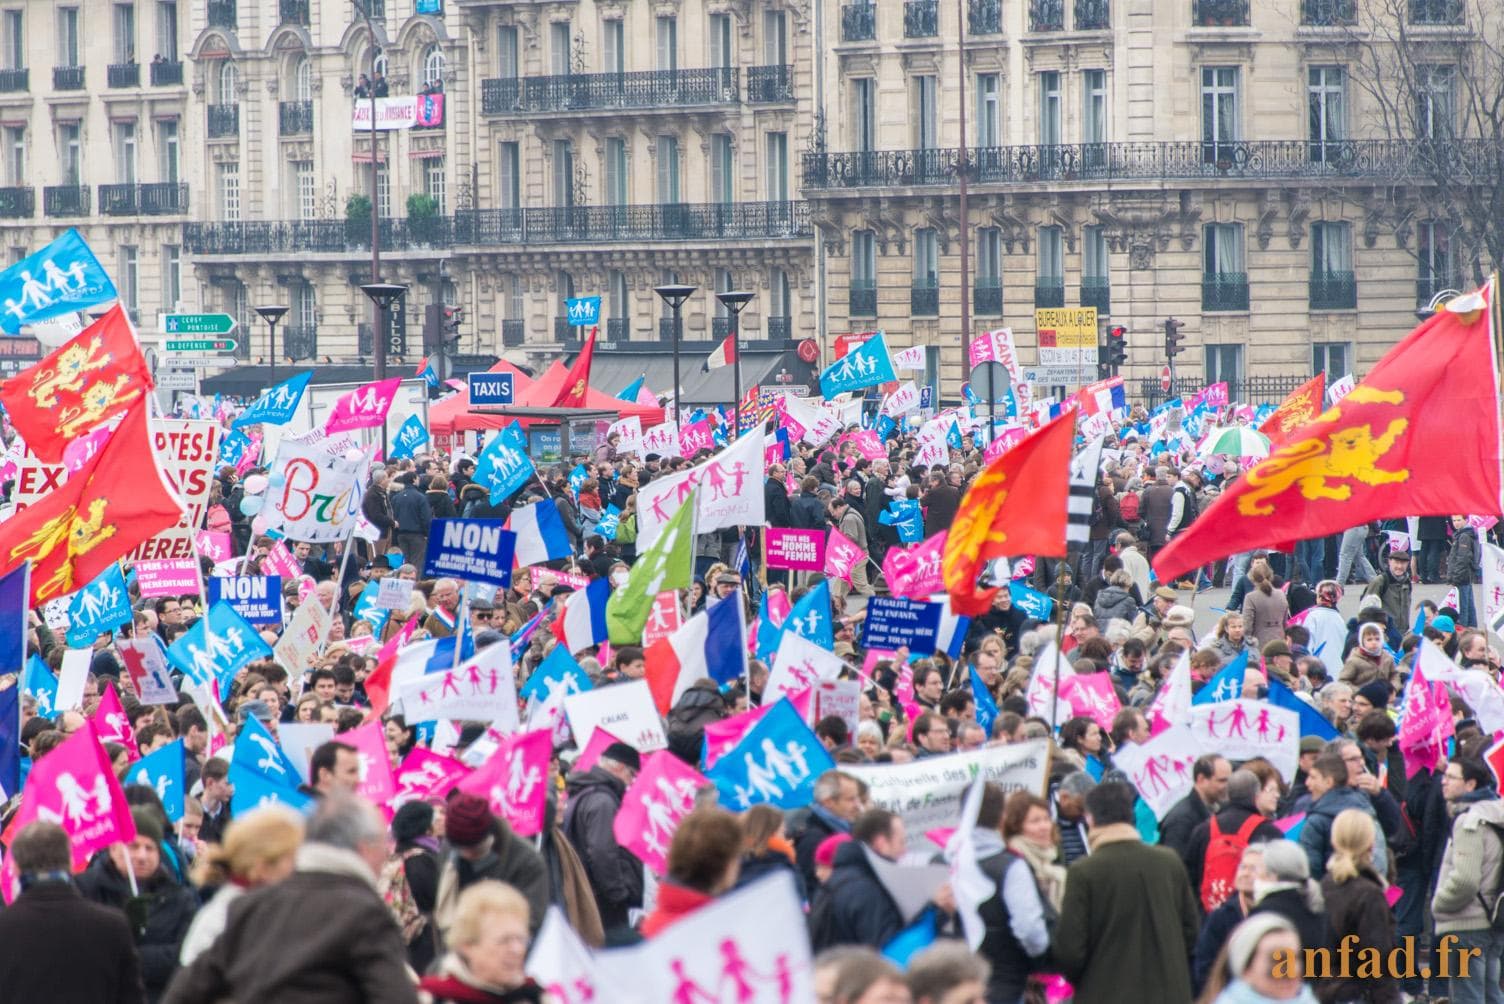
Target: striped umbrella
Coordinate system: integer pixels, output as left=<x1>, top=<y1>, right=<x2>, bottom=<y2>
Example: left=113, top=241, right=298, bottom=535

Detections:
left=1197, top=425, right=1271, bottom=460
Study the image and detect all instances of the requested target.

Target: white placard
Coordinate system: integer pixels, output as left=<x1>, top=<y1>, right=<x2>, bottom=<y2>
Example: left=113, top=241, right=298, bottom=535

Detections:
left=56, top=647, right=93, bottom=711
left=376, top=577, right=413, bottom=612
left=564, top=679, right=667, bottom=753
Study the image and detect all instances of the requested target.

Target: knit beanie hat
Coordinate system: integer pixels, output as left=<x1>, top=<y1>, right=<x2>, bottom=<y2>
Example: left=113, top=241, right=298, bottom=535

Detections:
left=1226, top=913, right=1296, bottom=979
left=444, top=793, right=494, bottom=848
left=1356, top=679, right=1393, bottom=710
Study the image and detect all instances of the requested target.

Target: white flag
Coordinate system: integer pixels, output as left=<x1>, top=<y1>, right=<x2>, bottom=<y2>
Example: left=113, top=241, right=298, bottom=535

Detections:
left=893, top=345, right=927, bottom=370
left=606, top=416, right=643, bottom=457
left=1024, top=642, right=1075, bottom=729
left=1482, top=542, right=1504, bottom=637
left=766, top=629, right=845, bottom=702
left=635, top=429, right=766, bottom=549
left=395, top=643, right=519, bottom=730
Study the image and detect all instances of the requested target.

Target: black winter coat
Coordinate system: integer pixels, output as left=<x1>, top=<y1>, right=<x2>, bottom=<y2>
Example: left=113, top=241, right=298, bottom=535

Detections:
left=791, top=807, right=846, bottom=897
left=1158, top=791, right=1213, bottom=862
left=0, top=880, right=145, bottom=1004
left=1447, top=525, right=1478, bottom=587
left=390, top=486, right=433, bottom=535
left=809, top=841, right=905, bottom=950
left=426, top=490, right=459, bottom=521
left=562, top=768, right=642, bottom=931
left=790, top=493, right=828, bottom=531
left=1250, top=887, right=1328, bottom=956
left=76, top=856, right=197, bottom=1003
left=764, top=478, right=793, bottom=528
left=1318, top=869, right=1402, bottom=1004
left=1183, top=801, right=1285, bottom=895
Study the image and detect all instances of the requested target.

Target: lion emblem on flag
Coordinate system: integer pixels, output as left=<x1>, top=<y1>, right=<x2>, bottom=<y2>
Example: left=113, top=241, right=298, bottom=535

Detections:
left=28, top=336, right=111, bottom=408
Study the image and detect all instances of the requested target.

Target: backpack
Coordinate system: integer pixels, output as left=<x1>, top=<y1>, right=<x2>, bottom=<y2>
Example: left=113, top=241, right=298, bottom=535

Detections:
left=1118, top=492, right=1140, bottom=524
left=1201, top=814, right=1264, bottom=912
left=378, top=847, right=430, bottom=944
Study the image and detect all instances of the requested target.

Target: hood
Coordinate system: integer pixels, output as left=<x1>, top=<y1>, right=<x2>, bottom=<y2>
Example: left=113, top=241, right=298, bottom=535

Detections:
left=1097, top=586, right=1131, bottom=604
left=565, top=765, right=624, bottom=800
left=1459, top=792, right=1504, bottom=826
left=1311, top=785, right=1372, bottom=817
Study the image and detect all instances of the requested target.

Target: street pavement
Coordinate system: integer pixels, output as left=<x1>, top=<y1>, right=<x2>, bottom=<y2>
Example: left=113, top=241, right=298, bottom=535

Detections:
left=1186, top=582, right=1461, bottom=637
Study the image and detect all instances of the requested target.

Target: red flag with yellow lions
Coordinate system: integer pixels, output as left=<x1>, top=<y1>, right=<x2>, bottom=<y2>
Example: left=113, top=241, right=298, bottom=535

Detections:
left=549, top=325, right=598, bottom=408
left=1154, top=281, right=1503, bottom=583
left=0, top=400, right=182, bottom=604
left=1258, top=371, right=1325, bottom=444
left=0, top=305, right=152, bottom=462
left=943, top=412, right=1075, bottom=616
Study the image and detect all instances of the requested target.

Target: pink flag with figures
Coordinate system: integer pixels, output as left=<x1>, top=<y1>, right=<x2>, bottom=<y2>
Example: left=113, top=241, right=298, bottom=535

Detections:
left=263, top=540, right=302, bottom=579
left=572, top=728, right=625, bottom=775
left=612, top=752, right=708, bottom=875
left=9, top=722, right=137, bottom=870
left=1148, top=650, right=1194, bottom=735
left=62, top=425, right=114, bottom=474
left=1060, top=672, right=1121, bottom=732
left=193, top=530, right=234, bottom=564
left=823, top=525, right=862, bottom=584
left=341, top=721, right=398, bottom=812
left=90, top=682, right=139, bottom=761
left=1399, top=664, right=1450, bottom=776
left=968, top=330, right=999, bottom=368
left=881, top=531, right=948, bottom=599
left=984, top=425, right=1029, bottom=462
left=459, top=728, right=552, bottom=837
left=235, top=434, right=263, bottom=476
left=842, top=429, right=887, bottom=460
left=393, top=747, right=470, bottom=806
left=703, top=688, right=813, bottom=768
left=324, top=376, right=402, bottom=433
left=677, top=418, right=714, bottom=456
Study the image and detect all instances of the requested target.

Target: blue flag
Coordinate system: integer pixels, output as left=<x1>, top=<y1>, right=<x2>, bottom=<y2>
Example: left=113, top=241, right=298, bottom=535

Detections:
left=232, top=716, right=302, bottom=787
left=971, top=666, right=999, bottom=737
left=0, top=229, right=117, bottom=333
left=417, top=357, right=439, bottom=389
left=875, top=414, right=896, bottom=440
left=819, top=331, right=897, bottom=398
left=596, top=504, right=622, bottom=541
left=219, top=427, right=254, bottom=467
left=229, top=763, right=313, bottom=818
left=352, top=581, right=392, bottom=634
left=22, top=655, right=58, bottom=718
left=1267, top=678, right=1340, bottom=740
left=879, top=499, right=925, bottom=544
left=389, top=414, right=430, bottom=460
left=126, top=739, right=187, bottom=822
left=705, top=698, right=835, bottom=811
left=474, top=421, right=535, bottom=504
left=1008, top=581, right=1054, bottom=622
left=617, top=375, right=645, bottom=402
left=564, top=295, right=600, bottom=326
left=1193, top=650, right=1250, bottom=705
left=0, top=683, right=17, bottom=798
left=883, top=906, right=939, bottom=967
left=232, top=370, right=312, bottom=428
left=785, top=581, right=835, bottom=649
left=754, top=592, right=783, bottom=663
left=520, top=645, right=593, bottom=703
left=66, top=563, right=132, bottom=647
left=568, top=464, right=589, bottom=496
left=165, top=602, right=275, bottom=692
left=0, top=565, right=26, bottom=675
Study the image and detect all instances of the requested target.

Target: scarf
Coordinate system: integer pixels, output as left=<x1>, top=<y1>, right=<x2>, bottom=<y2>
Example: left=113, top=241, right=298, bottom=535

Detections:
left=1007, top=835, right=1067, bottom=913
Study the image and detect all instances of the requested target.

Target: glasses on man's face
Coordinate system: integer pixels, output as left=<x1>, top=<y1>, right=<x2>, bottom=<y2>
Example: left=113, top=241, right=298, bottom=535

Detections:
left=1445, top=772, right=1465, bottom=783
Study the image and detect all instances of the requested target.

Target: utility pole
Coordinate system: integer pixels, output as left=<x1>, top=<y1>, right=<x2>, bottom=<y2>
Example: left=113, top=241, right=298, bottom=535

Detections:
left=361, top=1, right=385, bottom=381
left=956, top=0, right=971, bottom=392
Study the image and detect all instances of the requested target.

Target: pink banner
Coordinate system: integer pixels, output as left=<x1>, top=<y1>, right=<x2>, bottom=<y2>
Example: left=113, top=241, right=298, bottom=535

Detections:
left=342, top=721, right=398, bottom=815
left=703, top=689, right=813, bottom=768
left=90, top=682, right=139, bottom=760
left=263, top=540, right=302, bottom=579
left=968, top=330, right=998, bottom=368
left=984, top=426, right=1028, bottom=462
left=765, top=528, right=827, bottom=571
left=235, top=435, right=263, bottom=476
left=881, top=532, right=947, bottom=599
left=529, top=567, right=592, bottom=592
left=194, top=530, right=234, bottom=564
left=393, top=747, right=470, bottom=806
left=459, top=728, right=552, bottom=837
left=841, top=429, right=887, bottom=461
left=10, top=723, right=136, bottom=871
left=134, top=558, right=199, bottom=597
left=324, top=377, right=402, bottom=434
left=763, top=436, right=786, bottom=467
left=823, top=526, right=861, bottom=583
left=678, top=418, right=714, bottom=456
left=612, top=751, right=708, bottom=875
left=573, top=728, right=625, bottom=775
left=1060, top=673, right=1122, bottom=731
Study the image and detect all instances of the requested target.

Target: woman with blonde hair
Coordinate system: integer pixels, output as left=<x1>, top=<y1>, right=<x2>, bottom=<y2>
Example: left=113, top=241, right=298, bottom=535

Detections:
left=1318, top=809, right=1397, bottom=1004
left=179, top=806, right=304, bottom=964
left=419, top=880, right=547, bottom=1003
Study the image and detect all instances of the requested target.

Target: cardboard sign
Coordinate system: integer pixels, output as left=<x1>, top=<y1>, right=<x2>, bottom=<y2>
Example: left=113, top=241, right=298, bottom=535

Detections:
left=765, top=527, right=827, bottom=571
left=529, top=567, right=592, bottom=593
left=207, top=576, right=284, bottom=626
left=422, top=518, right=517, bottom=587
left=375, top=576, right=413, bottom=611
left=116, top=637, right=178, bottom=705
left=274, top=599, right=331, bottom=677
left=815, top=679, right=860, bottom=737
left=564, top=680, right=668, bottom=753
left=861, top=596, right=945, bottom=652
left=133, top=559, right=199, bottom=598
left=126, top=420, right=220, bottom=562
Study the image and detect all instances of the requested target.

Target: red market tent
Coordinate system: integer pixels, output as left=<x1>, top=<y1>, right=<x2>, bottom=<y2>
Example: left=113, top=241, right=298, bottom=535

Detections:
left=503, top=360, right=666, bottom=427
left=427, top=359, right=535, bottom=437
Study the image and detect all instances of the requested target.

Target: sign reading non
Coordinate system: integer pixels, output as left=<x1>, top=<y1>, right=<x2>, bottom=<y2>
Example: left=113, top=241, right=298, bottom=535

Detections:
left=207, top=575, right=285, bottom=626
left=422, top=518, right=518, bottom=587
left=468, top=371, right=515, bottom=407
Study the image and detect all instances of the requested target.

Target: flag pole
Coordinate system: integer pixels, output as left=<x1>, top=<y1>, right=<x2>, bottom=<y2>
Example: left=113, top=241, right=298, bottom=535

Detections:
left=1046, top=556, right=1071, bottom=735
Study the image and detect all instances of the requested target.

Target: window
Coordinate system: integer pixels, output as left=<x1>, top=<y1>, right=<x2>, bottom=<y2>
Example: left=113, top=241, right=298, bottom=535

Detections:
left=228, top=280, right=248, bottom=342
left=656, top=16, right=677, bottom=72
left=713, top=267, right=733, bottom=319
left=375, top=165, right=390, bottom=218
left=293, top=160, right=316, bottom=220
left=852, top=79, right=876, bottom=151
left=1202, top=223, right=1247, bottom=310
left=114, top=122, right=137, bottom=184
left=295, top=281, right=316, bottom=333
left=2, top=126, right=22, bottom=185
left=422, top=44, right=444, bottom=89
left=709, top=13, right=732, bottom=69
left=656, top=135, right=679, bottom=203
left=504, top=275, right=523, bottom=321
left=552, top=139, right=573, bottom=206
left=1083, top=225, right=1109, bottom=311
left=976, top=73, right=1000, bottom=148
left=913, top=228, right=938, bottom=287
left=161, top=244, right=180, bottom=311
left=497, top=25, right=519, bottom=78
left=1312, top=342, right=1348, bottom=378
left=1037, top=226, right=1064, bottom=306
left=425, top=156, right=445, bottom=212
left=2, top=10, right=21, bottom=71
left=766, top=131, right=787, bottom=201
left=609, top=269, right=628, bottom=323
left=914, top=75, right=938, bottom=150
left=1417, top=220, right=1454, bottom=304
left=293, top=56, right=312, bottom=101
left=499, top=141, right=520, bottom=210
left=58, top=122, right=80, bottom=185
left=1311, top=221, right=1355, bottom=309
left=56, top=7, right=79, bottom=66
left=114, top=3, right=135, bottom=64
left=217, top=162, right=239, bottom=221
left=218, top=61, right=238, bottom=104
left=119, top=245, right=139, bottom=319
left=604, top=137, right=627, bottom=205
left=549, top=21, right=571, bottom=76
left=603, top=20, right=623, bottom=74
left=764, top=10, right=787, bottom=64
left=851, top=231, right=877, bottom=316
left=1082, top=69, right=1106, bottom=144
left=158, top=119, right=179, bottom=183
left=1038, top=71, right=1061, bottom=145
left=710, top=133, right=733, bottom=204
left=1205, top=344, right=1242, bottom=390
left=156, top=1, right=176, bottom=60
left=976, top=227, right=1002, bottom=315
left=557, top=271, right=575, bottom=318
left=1201, top=67, right=1239, bottom=162
left=1416, top=65, right=1455, bottom=139
left=1307, top=66, right=1345, bottom=162
left=771, top=267, right=791, bottom=319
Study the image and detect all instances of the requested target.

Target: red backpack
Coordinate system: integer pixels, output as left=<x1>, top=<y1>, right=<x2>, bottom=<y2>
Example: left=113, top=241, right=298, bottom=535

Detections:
left=1118, top=492, right=1140, bottom=524
left=1200, top=814, right=1264, bottom=912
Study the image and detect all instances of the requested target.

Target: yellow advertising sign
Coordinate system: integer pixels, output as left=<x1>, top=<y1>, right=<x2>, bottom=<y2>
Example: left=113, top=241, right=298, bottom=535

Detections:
left=1034, top=307, right=1099, bottom=349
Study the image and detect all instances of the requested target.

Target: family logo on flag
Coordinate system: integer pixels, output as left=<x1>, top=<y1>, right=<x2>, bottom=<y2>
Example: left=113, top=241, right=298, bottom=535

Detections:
left=612, top=752, right=708, bottom=875
left=819, top=331, right=897, bottom=398
left=459, top=728, right=552, bottom=837
left=474, top=422, right=535, bottom=503
left=65, top=562, right=132, bottom=646
left=233, top=371, right=312, bottom=428
left=0, top=228, right=118, bottom=334
left=389, top=414, right=430, bottom=459
left=705, top=698, right=835, bottom=811
left=164, top=601, right=274, bottom=692
left=324, top=377, right=402, bottom=434
left=11, top=722, right=136, bottom=867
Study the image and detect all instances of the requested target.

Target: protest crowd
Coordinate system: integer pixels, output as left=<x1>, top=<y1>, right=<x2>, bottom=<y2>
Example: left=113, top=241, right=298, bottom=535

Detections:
left=1, top=233, right=1504, bottom=1004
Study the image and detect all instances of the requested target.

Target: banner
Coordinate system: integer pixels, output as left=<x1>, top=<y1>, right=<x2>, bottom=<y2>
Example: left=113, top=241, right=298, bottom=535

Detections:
left=705, top=699, right=833, bottom=810
left=423, top=518, right=518, bottom=587
left=612, top=752, right=707, bottom=876
left=1112, top=724, right=1202, bottom=819
left=133, top=559, right=199, bottom=597
left=273, top=597, right=330, bottom=675
left=0, top=228, right=118, bottom=334
left=1187, top=699, right=1298, bottom=781
left=64, top=564, right=131, bottom=646
left=396, top=644, right=518, bottom=728
left=819, top=331, right=896, bottom=398
left=389, top=414, right=429, bottom=460
left=1485, top=541, right=1504, bottom=637
left=765, top=528, right=826, bottom=571
left=474, top=422, right=535, bottom=503
left=265, top=439, right=367, bottom=543
left=634, top=429, right=766, bottom=549
left=193, top=531, right=234, bottom=565
left=207, top=576, right=284, bottom=626
left=325, top=377, right=401, bottom=434
left=881, top=532, right=947, bottom=600
left=125, top=420, right=220, bottom=563
left=352, top=93, right=446, bottom=130
left=116, top=636, right=178, bottom=705
left=233, top=371, right=312, bottom=428
left=458, top=728, right=552, bottom=837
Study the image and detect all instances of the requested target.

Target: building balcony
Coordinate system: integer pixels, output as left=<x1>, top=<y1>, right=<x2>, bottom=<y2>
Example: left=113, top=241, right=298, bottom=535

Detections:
left=1416, top=273, right=1464, bottom=307
left=748, top=64, right=794, bottom=104
left=850, top=279, right=877, bottom=317
left=904, top=0, right=939, bottom=37
left=1034, top=280, right=1065, bottom=309
left=657, top=317, right=683, bottom=341
left=207, top=104, right=240, bottom=139
left=1300, top=0, right=1356, bottom=25
left=969, top=0, right=1002, bottom=33
left=207, top=0, right=237, bottom=29
left=974, top=279, right=1002, bottom=315
left=767, top=316, right=792, bottom=340
left=52, top=66, right=84, bottom=90
left=150, top=61, right=183, bottom=86
left=841, top=3, right=877, bottom=41
left=802, top=138, right=1501, bottom=190
left=711, top=316, right=732, bottom=341
left=43, top=185, right=89, bottom=217
left=0, top=187, right=34, bottom=219
left=280, top=0, right=310, bottom=26
left=481, top=67, right=738, bottom=116
left=1193, top=0, right=1250, bottom=26
left=1029, top=0, right=1065, bottom=31
left=279, top=100, right=314, bottom=136
left=1074, top=0, right=1110, bottom=29
left=99, top=183, right=189, bottom=216
left=606, top=317, right=629, bottom=342
left=185, top=216, right=453, bottom=255
left=1309, top=270, right=1357, bottom=310
left=1080, top=277, right=1110, bottom=314
left=454, top=200, right=810, bottom=246
left=911, top=283, right=939, bottom=316
left=0, top=68, right=27, bottom=93
left=1202, top=272, right=1250, bottom=311
left=1410, top=0, right=1463, bottom=24
left=107, top=63, right=140, bottom=88
left=501, top=319, right=525, bottom=346
left=282, top=325, right=316, bottom=361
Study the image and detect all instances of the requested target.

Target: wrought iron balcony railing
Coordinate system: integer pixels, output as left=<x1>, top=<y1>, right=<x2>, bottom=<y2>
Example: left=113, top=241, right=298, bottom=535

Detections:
left=52, top=66, right=84, bottom=90
left=1300, top=0, right=1356, bottom=25
left=1416, top=273, right=1464, bottom=307
left=911, top=283, right=939, bottom=316
left=748, top=65, right=794, bottom=104
left=969, top=0, right=1002, bottom=33
left=282, top=325, right=316, bottom=361
left=1309, top=270, right=1357, bottom=310
left=1202, top=272, right=1250, bottom=311
left=841, top=3, right=877, bottom=41
left=1194, top=0, right=1250, bottom=26
left=1034, top=280, right=1065, bottom=308
left=0, top=186, right=34, bottom=218
left=606, top=318, right=629, bottom=342
left=207, top=105, right=240, bottom=138
left=279, top=100, right=314, bottom=136
left=107, top=63, right=140, bottom=88
left=0, top=68, right=27, bottom=92
left=481, top=67, right=738, bottom=115
left=43, top=185, right=89, bottom=217
left=150, top=61, right=184, bottom=86
left=905, top=0, right=939, bottom=37
left=767, top=316, right=792, bottom=340
left=974, top=279, right=1002, bottom=315
left=850, top=279, right=877, bottom=317
left=99, top=182, right=190, bottom=216
left=501, top=319, right=525, bottom=346
left=1080, top=277, right=1111, bottom=314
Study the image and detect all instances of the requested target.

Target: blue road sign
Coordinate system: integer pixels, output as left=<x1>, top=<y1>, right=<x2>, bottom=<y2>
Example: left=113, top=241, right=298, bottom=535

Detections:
left=469, top=371, right=515, bottom=406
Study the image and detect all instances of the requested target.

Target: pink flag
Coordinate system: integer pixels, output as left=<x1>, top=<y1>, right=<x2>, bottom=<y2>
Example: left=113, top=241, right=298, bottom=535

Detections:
left=459, top=728, right=552, bottom=837
left=234, top=434, right=263, bottom=476
left=393, top=747, right=470, bottom=806
left=984, top=426, right=1029, bottom=462
left=703, top=689, right=814, bottom=768
left=193, top=530, right=234, bottom=564
left=90, top=682, right=139, bottom=761
left=1398, top=664, right=1449, bottom=777
left=62, top=426, right=114, bottom=474
left=1060, top=673, right=1122, bottom=732
left=10, top=722, right=137, bottom=869
left=573, top=728, right=625, bottom=775
left=324, top=377, right=401, bottom=434
left=881, top=532, right=948, bottom=599
left=841, top=429, right=887, bottom=461
left=263, top=540, right=301, bottom=579
left=341, top=721, right=398, bottom=815
left=748, top=588, right=792, bottom=655
left=612, top=751, right=708, bottom=875
left=678, top=418, right=714, bottom=456
left=823, top=525, right=862, bottom=584
left=968, top=331, right=999, bottom=368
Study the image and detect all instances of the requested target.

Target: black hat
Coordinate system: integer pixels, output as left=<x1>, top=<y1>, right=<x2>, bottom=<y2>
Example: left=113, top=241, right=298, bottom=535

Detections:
left=600, top=742, right=641, bottom=772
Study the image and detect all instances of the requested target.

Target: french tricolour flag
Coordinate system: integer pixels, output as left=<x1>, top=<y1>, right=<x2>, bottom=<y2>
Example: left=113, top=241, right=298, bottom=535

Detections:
left=702, top=335, right=737, bottom=372
left=644, top=590, right=747, bottom=714
left=509, top=499, right=576, bottom=568
left=1078, top=376, right=1127, bottom=416
left=551, top=578, right=610, bottom=655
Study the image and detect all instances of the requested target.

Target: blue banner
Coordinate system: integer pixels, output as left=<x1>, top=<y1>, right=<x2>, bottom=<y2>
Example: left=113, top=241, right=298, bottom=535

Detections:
left=1193, top=650, right=1250, bottom=706
left=564, top=295, right=601, bottom=327
left=352, top=580, right=392, bottom=634
left=219, top=427, right=254, bottom=467
left=422, top=518, right=518, bottom=587
left=206, top=576, right=284, bottom=626
left=126, top=739, right=187, bottom=822
left=229, top=762, right=312, bottom=818
left=819, top=331, right=896, bottom=398
left=596, top=504, right=622, bottom=541
left=22, top=655, right=57, bottom=717
left=519, top=645, right=593, bottom=702
left=879, top=499, right=925, bottom=544
left=706, top=698, right=835, bottom=811
left=164, top=601, right=275, bottom=691
left=862, top=596, right=949, bottom=653
left=65, top=563, right=132, bottom=646
left=0, top=229, right=118, bottom=334
left=1008, top=581, right=1055, bottom=622
left=474, top=421, right=535, bottom=503
left=232, top=370, right=312, bottom=428
left=389, top=414, right=430, bottom=460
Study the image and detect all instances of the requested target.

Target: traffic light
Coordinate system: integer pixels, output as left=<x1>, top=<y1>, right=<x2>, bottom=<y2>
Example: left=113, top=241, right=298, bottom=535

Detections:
left=1107, top=325, right=1127, bottom=367
left=1164, top=317, right=1186, bottom=359
left=442, top=305, right=463, bottom=339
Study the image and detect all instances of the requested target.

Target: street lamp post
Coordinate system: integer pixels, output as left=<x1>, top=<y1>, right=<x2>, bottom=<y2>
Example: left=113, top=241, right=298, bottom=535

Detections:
left=358, top=1, right=385, bottom=379
left=361, top=282, right=407, bottom=452
left=653, top=284, right=696, bottom=431
left=715, top=289, right=753, bottom=438
left=255, top=304, right=289, bottom=382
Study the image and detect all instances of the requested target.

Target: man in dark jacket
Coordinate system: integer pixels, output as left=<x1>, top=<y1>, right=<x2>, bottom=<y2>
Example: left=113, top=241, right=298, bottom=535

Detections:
left=790, top=476, right=828, bottom=530
left=0, top=821, right=145, bottom=1003
left=1183, top=769, right=1284, bottom=898
left=1053, top=781, right=1200, bottom=1004
left=792, top=769, right=862, bottom=895
left=164, top=795, right=417, bottom=1004
left=360, top=470, right=397, bottom=557
left=561, top=743, right=643, bottom=937
left=1140, top=467, right=1176, bottom=555
left=389, top=473, right=432, bottom=569
left=809, top=809, right=917, bottom=950
left=1158, top=754, right=1230, bottom=863
left=433, top=794, right=550, bottom=939
left=921, top=469, right=962, bottom=539
left=1299, top=751, right=1389, bottom=880
left=765, top=465, right=793, bottom=528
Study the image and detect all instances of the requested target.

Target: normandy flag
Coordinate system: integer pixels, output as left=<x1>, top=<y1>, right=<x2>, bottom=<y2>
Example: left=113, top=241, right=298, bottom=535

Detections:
left=550, top=326, right=598, bottom=408
left=1155, top=281, right=1503, bottom=583
left=1258, top=372, right=1326, bottom=444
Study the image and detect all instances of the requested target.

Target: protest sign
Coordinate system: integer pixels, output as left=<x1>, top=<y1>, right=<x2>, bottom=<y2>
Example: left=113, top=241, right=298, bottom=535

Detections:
left=816, top=679, right=861, bottom=737
left=376, top=576, right=412, bottom=611
left=133, top=559, right=199, bottom=598
left=529, top=567, right=592, bottom=593
left=396, top=644, right=519, bottom=729
left=565, top=680, right=668, bottom=753
left=641, top=591, right=683, bottom=648
left=207, top=576, right=284, bottom=626
left=765, top=528, right=826, bottom=571
left=274, top=599, right=331, bottom=676
left=116, top=637, right=178, bottom=705
left=125, top=420, right=220, bottom=562
left=422, top=518, right=517, bottom=587
left=1188, top=699, right=1299, bottom=781
left=861, top=596, right=965, bottom=656
left=1113, top=724, right=1203, bottom=819
left=265, top=438, right=367, bottom=543
left=193, top=531, right=234, bottom=564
